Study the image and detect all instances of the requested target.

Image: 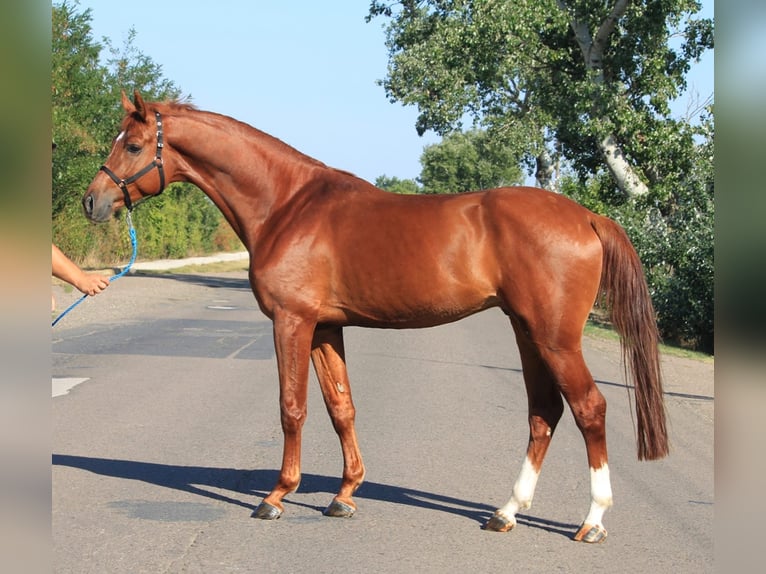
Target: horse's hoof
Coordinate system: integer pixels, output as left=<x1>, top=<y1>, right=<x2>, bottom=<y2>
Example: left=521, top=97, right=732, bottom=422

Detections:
left=323, top=499, right=356, bottom=518
left=574, top=523, right=607, bottom=543
left=483, top=511, right=515, bottom=532
left=253, top=502, right=282, bottom=520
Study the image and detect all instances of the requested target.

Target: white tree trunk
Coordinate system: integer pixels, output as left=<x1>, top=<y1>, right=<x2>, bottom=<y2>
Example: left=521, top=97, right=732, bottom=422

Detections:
left=598, top=133, right=649, bottom=197
left=535, top=149, right=555, bottom=190
left=558, top=0, right=649, bottom=198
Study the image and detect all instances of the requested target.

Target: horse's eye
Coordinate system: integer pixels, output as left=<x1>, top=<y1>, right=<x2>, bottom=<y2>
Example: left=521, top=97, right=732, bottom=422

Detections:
left=126, top=144, right=142, bottom=154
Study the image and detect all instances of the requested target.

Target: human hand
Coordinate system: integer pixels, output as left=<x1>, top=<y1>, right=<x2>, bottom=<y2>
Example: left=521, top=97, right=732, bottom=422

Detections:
left=74, top=272, right=110, bottom=296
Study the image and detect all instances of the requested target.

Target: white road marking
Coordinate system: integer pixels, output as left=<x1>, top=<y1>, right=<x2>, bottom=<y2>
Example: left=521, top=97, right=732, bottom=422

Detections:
left=52, top=378, right=89, bottom=398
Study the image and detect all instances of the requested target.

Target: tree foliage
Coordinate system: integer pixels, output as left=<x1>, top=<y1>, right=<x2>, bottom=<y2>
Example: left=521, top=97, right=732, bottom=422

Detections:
left=375, top=175, right=422, bottom=194
left=52, top=1, right=240, bottom=265
left=563, top=108, right=713, bottom=352
left=368, top=0, right=713, bottom=199
left=419, top=129, right=522, bottom=193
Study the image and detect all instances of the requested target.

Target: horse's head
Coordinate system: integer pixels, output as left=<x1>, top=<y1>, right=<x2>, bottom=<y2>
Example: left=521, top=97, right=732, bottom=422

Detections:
left=83, top=90, right=167, bottom=222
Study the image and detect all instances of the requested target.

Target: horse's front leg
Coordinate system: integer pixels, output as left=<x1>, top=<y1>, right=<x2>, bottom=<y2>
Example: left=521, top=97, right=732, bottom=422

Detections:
left=311, top=327, right=365, bottom=517
left=253, top=312, right=315, bottom=520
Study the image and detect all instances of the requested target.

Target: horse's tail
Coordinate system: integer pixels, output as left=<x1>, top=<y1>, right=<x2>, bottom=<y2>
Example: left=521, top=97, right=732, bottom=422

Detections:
left=590, top=215, right=669, bottom=461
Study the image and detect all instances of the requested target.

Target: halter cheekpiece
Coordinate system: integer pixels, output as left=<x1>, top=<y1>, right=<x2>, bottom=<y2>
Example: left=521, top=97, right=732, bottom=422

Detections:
left=100, top=111, right=166, bottom=211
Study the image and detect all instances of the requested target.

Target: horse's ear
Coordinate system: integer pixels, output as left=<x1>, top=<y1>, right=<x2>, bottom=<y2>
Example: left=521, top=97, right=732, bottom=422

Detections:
left=121, top=90, right=148, bottom=121
left=121, top=90, right=136, bottom=114
left=132, top=90, right=148, bottom=121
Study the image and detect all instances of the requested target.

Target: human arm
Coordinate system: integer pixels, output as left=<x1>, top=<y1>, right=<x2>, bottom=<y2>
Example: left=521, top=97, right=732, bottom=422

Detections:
left=52, top=244, right=110, bottom=296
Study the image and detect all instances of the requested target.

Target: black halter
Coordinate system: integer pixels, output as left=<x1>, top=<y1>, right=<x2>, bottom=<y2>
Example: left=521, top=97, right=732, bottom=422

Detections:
left=100, top=111, right=166, bottom=211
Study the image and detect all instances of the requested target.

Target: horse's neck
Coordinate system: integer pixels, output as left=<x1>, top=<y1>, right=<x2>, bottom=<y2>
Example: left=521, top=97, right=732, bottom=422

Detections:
left=170, top=110, right=319, bottom=246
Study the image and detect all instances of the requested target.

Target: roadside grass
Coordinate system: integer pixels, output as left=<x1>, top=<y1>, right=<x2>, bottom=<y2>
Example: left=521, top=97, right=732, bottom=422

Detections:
left=584, top=321, right=713, bottom=363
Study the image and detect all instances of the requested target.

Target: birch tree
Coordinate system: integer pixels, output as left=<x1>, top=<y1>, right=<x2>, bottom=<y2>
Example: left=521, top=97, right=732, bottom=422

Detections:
left=368, top=0, right=713, bottom=198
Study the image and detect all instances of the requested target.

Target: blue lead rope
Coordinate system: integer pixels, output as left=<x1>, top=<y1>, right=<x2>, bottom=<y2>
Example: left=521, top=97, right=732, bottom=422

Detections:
left=52, top=211, right=137, bottom=327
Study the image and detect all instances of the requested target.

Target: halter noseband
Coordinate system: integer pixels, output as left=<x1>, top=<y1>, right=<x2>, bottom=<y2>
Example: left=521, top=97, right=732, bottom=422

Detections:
left=100, top=111, right=166, bottom=211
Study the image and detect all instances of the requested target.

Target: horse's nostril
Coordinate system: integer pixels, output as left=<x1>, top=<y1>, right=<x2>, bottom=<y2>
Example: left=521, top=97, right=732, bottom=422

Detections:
left=84, top=194, right=94, bottom=216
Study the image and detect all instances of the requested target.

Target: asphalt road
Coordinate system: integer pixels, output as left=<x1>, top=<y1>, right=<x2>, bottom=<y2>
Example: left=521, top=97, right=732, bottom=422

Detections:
left=52, top=269, right=714, bottom=573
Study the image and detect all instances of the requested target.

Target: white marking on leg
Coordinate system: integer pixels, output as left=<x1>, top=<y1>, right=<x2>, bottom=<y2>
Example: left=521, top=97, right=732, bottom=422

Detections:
left=496, top=456, right=540, bottom=524
left=583, top=464, right=613, bottom=527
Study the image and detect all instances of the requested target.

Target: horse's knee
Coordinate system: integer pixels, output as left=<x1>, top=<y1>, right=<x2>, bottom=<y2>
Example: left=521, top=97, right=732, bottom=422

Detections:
left=280, top=406, right=306, bottom=435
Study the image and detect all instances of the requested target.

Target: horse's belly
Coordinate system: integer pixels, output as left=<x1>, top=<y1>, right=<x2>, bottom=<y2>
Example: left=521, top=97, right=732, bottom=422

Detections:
left=323, top=285, right=500, bottom=329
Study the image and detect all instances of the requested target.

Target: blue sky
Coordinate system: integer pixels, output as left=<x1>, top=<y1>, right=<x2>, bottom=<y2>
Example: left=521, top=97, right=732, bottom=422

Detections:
left=76, top=0, right=713, bottom=184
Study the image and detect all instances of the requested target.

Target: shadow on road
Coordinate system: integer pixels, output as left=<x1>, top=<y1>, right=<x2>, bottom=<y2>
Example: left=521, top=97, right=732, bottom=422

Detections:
left=52, top=454, right=577, bottom=538
left=132, top=271, right=252, bottom=291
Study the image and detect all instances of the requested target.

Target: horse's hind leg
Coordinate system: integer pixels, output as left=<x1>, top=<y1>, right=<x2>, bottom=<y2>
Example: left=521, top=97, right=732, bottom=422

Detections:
left=485, top=326, right=612, bottom=542
left=311, top=327, right=366, bottom=517
left=555, top=352, right=612, bottom=543
left=484, top=332, right=564, bottom=533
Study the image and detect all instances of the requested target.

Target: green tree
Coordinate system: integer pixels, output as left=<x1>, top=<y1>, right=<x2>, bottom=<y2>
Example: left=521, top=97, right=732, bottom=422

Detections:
left=562, top=107, right=714, bottom=352
left=368, top=0, right=713, bottom=199
left=52, top=1, right=240, bottom=264
left=375, top=175, right=422, bottom=194
left=418, top=129, right=523, bottom=193
left=52, top=2, right=112, bottom=218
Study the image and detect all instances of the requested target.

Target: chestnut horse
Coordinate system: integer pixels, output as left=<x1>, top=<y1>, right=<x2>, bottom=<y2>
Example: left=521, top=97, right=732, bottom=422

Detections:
left=83, top=91, right=668, bottom=543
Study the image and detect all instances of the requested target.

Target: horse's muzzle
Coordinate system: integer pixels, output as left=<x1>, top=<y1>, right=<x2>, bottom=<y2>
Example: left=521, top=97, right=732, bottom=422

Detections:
left=82, top=190, right=114, bottom=223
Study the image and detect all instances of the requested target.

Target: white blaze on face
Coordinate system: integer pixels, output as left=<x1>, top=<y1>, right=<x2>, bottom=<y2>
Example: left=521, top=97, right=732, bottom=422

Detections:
left=115, top=131, right=125, bottom=142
